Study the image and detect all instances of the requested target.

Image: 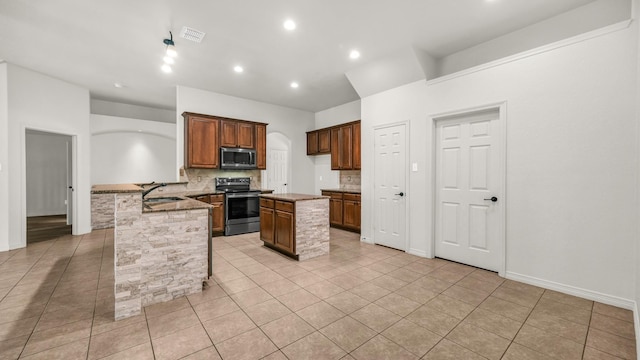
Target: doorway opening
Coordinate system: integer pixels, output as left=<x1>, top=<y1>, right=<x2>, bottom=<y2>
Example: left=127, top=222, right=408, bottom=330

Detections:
left=25, top=129, right=73, bottom=244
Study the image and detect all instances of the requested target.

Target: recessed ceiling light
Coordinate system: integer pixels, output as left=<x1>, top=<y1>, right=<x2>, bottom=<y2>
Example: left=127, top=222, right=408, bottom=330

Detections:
left=349, top=50, right=360, bottom=60
left=114, top=83, right=124, bottom=88
left=161, top=64, right=172, bottom=73
left=234, top=65, right=244, bottom=73
left=283, top=19, right=296, bottom=31
left=163, top=56, right=175, bottom=65
left=290, top=82, right=299, bottom=89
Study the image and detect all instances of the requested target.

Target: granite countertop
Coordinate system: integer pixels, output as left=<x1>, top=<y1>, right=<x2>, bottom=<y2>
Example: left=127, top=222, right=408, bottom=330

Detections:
left=260, top=193, right=329, bottom=202
left=92, top=184, right=143, bottom=194
left=320, top=188, right=361, bottom=194
left=142, top=196, right=213, bottom=213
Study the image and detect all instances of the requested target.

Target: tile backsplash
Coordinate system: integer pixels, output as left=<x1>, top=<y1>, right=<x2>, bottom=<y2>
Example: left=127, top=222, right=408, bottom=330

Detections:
left=179, top=167, right=262, bottom=191
left=340, top=170, right=361, bottom=191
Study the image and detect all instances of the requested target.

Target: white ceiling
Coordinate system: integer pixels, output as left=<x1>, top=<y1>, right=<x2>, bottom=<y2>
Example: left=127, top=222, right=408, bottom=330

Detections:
left=0, top=0, right=621, bottom=112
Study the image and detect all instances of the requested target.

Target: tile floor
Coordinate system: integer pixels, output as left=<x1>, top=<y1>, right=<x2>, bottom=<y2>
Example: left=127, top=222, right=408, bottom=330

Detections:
left=0, top=228, right=636, bottom=359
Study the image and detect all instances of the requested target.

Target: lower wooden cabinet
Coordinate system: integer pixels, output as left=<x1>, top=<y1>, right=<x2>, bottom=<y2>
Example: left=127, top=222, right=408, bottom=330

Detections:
left=260, top=198, right=295, bottom=255
left=192, top=194, right=225, bottom=235
left=322, top=191, right=360, bottom=233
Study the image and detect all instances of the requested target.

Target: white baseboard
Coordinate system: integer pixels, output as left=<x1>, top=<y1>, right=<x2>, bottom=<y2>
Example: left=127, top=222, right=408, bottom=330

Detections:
left=360, top=236, right=374, bottom=244
left=407, top=248, right=428, bottom=258
left=505, top=271, right=635, bottom=310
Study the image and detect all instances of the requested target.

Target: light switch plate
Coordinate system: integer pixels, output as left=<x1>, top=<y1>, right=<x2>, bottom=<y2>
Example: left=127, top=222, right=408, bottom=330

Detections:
left=412, top=162, right=418, bottom=172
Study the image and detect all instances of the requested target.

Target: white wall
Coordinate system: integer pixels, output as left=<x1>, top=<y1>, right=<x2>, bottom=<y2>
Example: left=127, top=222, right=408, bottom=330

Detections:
left=1, top=64, right=90, bottom=251
left=176, top=86, right=316, bottom=194
left=313, top=100, right=361, bottom=194
left=633, top=0, right=640, bottom=355
left=0, top=63, right=9, bottom=251
left=91, top=99, right=176, bottom=124
left=91, top=115, right=176, bottom=184
left=362, top=24, right=638, bottom=305
left=26, top=131, right=70, bottom=216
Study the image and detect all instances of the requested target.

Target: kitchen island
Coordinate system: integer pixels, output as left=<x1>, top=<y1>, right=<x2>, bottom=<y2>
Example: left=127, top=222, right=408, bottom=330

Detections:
left=259, top=193, right=330, bottom=260
left=91, top=184, right=212, bottom=320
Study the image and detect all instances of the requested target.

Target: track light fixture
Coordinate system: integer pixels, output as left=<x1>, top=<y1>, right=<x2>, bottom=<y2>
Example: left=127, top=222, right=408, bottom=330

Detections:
left=161, top=31, right=177, bottom=73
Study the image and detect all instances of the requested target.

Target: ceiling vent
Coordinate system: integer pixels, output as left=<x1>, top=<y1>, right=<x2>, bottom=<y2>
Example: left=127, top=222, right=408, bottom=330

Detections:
left=180, top=26, right=206, bottom=43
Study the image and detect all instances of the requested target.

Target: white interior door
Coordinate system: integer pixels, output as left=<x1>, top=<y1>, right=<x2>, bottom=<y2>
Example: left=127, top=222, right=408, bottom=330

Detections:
left=267, top=149, right=288, bottom=193
left=435, top=109, right=504, bottom=272
left=373, top=124, right=407, bottom=251
left=66, top=139, right=73, bottom=225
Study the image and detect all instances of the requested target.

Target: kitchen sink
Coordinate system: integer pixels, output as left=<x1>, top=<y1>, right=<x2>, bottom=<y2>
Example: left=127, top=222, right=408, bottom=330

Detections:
left=143, top=196, right=184, bottom=204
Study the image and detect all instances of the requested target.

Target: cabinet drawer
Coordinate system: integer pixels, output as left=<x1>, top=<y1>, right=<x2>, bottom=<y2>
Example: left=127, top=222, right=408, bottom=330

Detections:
left=343, top=193, right=360, bottom=201
left=330, top=192, right=343, bottom=200
left=210, top=194, right=224, bottom=203
left=275, top=200, right=294, bottom=212
left=260, top=198, right=275, bottom=208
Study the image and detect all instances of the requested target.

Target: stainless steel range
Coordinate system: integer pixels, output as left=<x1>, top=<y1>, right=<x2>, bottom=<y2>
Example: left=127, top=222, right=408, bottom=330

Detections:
left=215, top=177, right=261, bottom=236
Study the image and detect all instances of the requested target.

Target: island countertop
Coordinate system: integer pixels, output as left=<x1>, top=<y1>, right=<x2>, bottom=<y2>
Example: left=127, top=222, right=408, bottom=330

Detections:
left=91, top=184, right=142, bottom=193
left=259, top=193, right=328, bottom=202
left=142, top=196, right=212, bottom=213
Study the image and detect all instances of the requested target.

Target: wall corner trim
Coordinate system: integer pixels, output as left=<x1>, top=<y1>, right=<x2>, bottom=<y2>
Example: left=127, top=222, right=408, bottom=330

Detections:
left=506, top=271, right=635, bottom=310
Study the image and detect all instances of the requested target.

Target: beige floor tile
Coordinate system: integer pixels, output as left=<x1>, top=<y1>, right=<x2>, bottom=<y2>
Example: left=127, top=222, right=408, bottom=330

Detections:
left=230, top=286, right=274, bottom=308
left=424, top=294, right=475, bottom=320
left=349, top=282, right=391, bottom=302
left=351, top=335, right=417, bottom=360
left=590, top=312, right=635, bottom=340
left=261, top=313, right=315, bottom=348
left=180, top=346, right=222, bottom=360
left=277, top=289, right=321, bottom=312
left=95, top=341, right=154, bottom=360
left=401, top=261, right=437, bottom=275
left=426, top=269, right=466, bottom=283
left=282, top=332, right=346, bottom=360
left=151, top=323, right=212, bottom=360
left=219, top=276, right=258, bottom=294
left=525, top=309, right=588, bottom=344
left=147, top=307, right=200, bottom=339
left=245, top=298, right=292, bottom=325
left=583, top=346, right=628, bottom=360
left=586, top=328, right=636, bottom=360
left=514, top=324, right=583, bottom=360
left=479, top=296, right=532, bottom=322
left=34, top=305, right=94, bottom=332
left=462, top=308, right=522, bottom=340
left=0, top=335, right=30, bottom=360
left=534, top=297, right=592, bottom=325
left=327, top=273, right=366, bottom=289
left=593, top=302, right=634, bottom=323
left=442, top=285, right=490, bottom=307
left=348, top=267, right=383, bottom=281
left=22, top=318, right=91, bottom=356
left=324, top=291, right=370, bottom=314
left=261, top=350, right=287, bottom=360
left=374, top=293, right=421, bottom=317
left=0, top=316, right=39, bottom=342
left=203, top=309, right=256, bottom=343
left=456, top=275, right=501, bottom=294
left=386, top=267, right=423, bottom=283
left=261, top=278, right=301, bottom=297
left=217, top=327, right=277, bottom=360
left=381, top=319, right=441, bottom=357
left=394, top=283, right=438, bottom=304
left=304, top=280, right=345, bottom=299
left=248, top=270, right=285, bottom=286
left=144, top=297, right=191, bottom=319
left=350, top=303, right=401, bottom=332
left=20, top=337, right=89, bottom=360
left=411, top=276, right=453, bottom=293
left=320, top=316, right=377, bottom=352
left=491, top=285, right=541, bottom=308
left=501, top=342, right=551, bottom=360
left=92, top=312, right=146, bottom=336
left=541, top=290, right=593, bottom=310
left=369, top=274, right=408, bottom=292
left=88, top=321, right=150, bottom=360
left=405, top=304, right=460, bottom=337
left=192, top=296, right=240, bottom=322
left=446, top=323, right=510, bottom=360
left=366, top=261, right=399, bottom=274
left=289, top=272, right=324, bottom=287
left=296, top=301, right=345, bottom=329
left=186, top=283, right=227, bottom=306
left=423, top=338, right=487, bottom=360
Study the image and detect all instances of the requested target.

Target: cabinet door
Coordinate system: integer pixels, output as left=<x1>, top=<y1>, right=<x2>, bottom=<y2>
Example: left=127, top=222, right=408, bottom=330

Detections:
left=330, top=129, right=340, bottom=170
left=220, top=120, right=237, bottom=147
left=329, top=198, right=343, bottom=226
left=260, top=207, right=275, bottom=244
left=211, top=201, right=225, bottom=232
left=343, top=200, right=358, bottom=229
left=256, top=124, right=267, bottom=169
left=307, top=132, right=318, bottom=155
left=355, top=201, right=361, bottom=230
left=237, top=122, right=255, bottom=148
left=185, top=116, right=219, bottom=169
left=275, top=210, right=294, bottom=254
left=340, top=125, right=353, bottom=169
left=353, top=122, right=361, bottom=170
left=317, top=129, right=331, bottom=154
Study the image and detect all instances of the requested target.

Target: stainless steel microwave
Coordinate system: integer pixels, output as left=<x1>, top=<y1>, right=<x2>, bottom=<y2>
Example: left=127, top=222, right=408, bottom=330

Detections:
left=220, top=147, right=257, bottom=170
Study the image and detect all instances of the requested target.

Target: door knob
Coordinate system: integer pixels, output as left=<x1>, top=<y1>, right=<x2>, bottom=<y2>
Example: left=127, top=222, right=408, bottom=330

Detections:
left=484, top=196, right=498, bottom=202
left=395, top=192, right=404, bottom=197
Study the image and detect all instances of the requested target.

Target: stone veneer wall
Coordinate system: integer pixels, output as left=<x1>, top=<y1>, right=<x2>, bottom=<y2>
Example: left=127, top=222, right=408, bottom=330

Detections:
left=295, top=198, right=330, bottom=261
left=91, top=193, right=115, bottom=229
left=339, top=170, right=361, bottom=191
left=114, top=193, right=208, bottom=320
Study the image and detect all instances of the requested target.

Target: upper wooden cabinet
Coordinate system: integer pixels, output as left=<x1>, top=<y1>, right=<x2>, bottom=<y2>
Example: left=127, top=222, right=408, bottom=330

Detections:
left=183, top=112, right=268, bottom=169
left=307, top=129, right=331, bottom=155
left=353, top=122, right=361, bottom=170
left=184, top=113, right=219, bottom=169
left=256, top=124, right=267, bottom=170
left=221, top=120, right=255, bottom=148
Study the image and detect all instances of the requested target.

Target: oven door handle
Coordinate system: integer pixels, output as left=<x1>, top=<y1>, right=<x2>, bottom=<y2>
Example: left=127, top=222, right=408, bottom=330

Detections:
left=225, top=193, right=260, bottom=199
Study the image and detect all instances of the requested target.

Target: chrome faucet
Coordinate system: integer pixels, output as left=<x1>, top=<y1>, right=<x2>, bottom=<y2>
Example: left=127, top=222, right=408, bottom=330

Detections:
left=142, top=183, right=167, bottom=199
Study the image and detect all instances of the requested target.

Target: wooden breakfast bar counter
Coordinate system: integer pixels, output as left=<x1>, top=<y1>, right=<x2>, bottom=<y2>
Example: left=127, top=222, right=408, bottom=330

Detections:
left=259, top=193, right=330, bottom=260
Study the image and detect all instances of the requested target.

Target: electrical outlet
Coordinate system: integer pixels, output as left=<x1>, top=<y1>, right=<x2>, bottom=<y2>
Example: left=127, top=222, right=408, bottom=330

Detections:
left=197, top=176, right=202, bottom=182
